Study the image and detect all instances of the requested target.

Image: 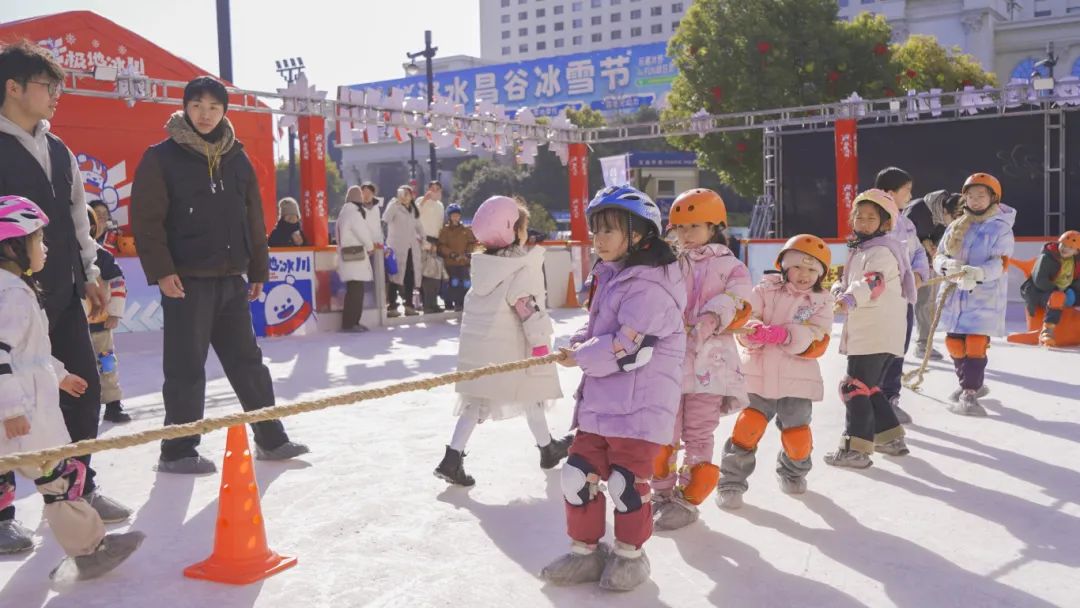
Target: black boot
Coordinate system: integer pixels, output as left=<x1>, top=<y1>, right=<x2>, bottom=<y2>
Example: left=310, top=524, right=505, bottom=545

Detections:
left=103, top=401, right=131, bottom=423
left=539, top=434, right=574, bottom=470
left=434, top=446, right=475, bottom=486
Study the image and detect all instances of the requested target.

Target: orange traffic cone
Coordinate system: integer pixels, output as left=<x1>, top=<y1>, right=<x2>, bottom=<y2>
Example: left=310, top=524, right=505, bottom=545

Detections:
left=563, top=271, right=580, bottom=309
left=184, top=426, right=297, bottom=585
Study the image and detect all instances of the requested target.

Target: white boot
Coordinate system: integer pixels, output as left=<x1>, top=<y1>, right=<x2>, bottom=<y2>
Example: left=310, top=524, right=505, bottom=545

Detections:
left=50, top=531, right=145, bottom=581
left=654, top=496, right=699, bottom=530
left=0, top=520, right=34, bottom=554
left=716, top=489, right=744, bottom=510
left=540, top=541, right=609, bottom=586
left=599, top=541, right=651, bottom=592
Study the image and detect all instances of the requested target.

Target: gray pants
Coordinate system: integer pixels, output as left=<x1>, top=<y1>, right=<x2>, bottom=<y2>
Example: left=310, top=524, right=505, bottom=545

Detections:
left=719, top=394, right=813, bottom=493
left=914, top=282, right=938, bottom=351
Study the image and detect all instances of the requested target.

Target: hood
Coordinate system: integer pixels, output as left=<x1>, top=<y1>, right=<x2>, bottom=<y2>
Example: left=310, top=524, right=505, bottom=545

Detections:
left=986, top=203, right=1017, bottom=230
left=0, top=266, right=33, bottom=295
left=469, top=246, right=544, bottom=297
left=680, top=242, right=735, bottom=263
left=0, top=113, right=51, bottom=170
left=1041, top=241, right=1063, bottom=259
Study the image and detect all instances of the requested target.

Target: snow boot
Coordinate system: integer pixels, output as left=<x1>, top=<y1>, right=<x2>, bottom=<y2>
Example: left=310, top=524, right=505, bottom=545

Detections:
left=654, top=496, right=698, bottom=530
left=102, top=402, right=131, bottom=423
left=541, top=541, right=609, bottom=586
left=824, top=443, right=873, bottom=469
left=949, top=390, right=987, bottom=417
left=599, top=542, right=651, bottom=592
left=256, top=441, right=311, bottom=461
left=386, top=306, right=402, bottom=318
left=949, top=385, right=989, bottom=402
left=0, top=520, right=34, bottom=554
left=716, top=488, right=744, bottom=510
left=538, top=434, right=573, bottom=470
left=777, top=474, right=807, bottom=495
left=434, top=446, right=475, bottom=486
left=889, top=395, right=913, bottom=425
left=84, top=491, right=132, bottom=524
left=1040, top=323, right=1057, bottom=347
left=913, top=344, right=944, bottom=361
left=404, top=306, right=421, bottom=316
left=875, top=437, right=910, bottom=456
left=155, top=455, right=217, bottom=475
left=50, top=531, right=145, bottom=581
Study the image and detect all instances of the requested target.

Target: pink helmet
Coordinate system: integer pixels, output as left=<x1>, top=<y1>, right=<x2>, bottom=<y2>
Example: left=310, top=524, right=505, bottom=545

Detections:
left=0, top=195, right=49, bottom=243
left=471, top=195, right=521, bottom=248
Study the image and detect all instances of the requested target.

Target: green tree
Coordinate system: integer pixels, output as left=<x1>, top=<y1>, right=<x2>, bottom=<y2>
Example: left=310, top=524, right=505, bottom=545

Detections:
left=275, top=157, right=347, bottom=218
left=891, top=34, right=997, bottom=92
left=566, top=106, right=606, bottom=129
left=454, top=161, right=521, bottom=215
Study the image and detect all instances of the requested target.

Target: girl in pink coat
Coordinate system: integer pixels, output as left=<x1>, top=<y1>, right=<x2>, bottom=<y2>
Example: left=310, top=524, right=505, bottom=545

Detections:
left=651, top=189, right=752, bottom=530
left=716, top=235, right=834, bottom=509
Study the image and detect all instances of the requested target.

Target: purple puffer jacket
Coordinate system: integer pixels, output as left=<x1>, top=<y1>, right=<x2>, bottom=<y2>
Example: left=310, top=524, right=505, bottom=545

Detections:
left=569, top=261, right=687, bottom=446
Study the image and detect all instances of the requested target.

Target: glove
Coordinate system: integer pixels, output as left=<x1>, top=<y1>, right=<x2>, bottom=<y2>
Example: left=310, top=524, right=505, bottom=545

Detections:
left=940, top=258, right=962, bottom=277
left=835, top=293, right=856, bottom=312
left=863, top=271, right=885, bottom=300
left=531, top=345, right=551, bottom=357
left=830, top=282, right=844, bottom=298
left=954, top=265, right=984, bottom=291
left=746, top=324, right=789, bottom=345
left=1065, top=288, right=1076, bottom=308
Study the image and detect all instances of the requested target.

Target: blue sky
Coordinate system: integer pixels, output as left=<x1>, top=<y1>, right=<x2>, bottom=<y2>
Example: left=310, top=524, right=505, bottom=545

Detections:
left=2, top=0, right=483, bottom=94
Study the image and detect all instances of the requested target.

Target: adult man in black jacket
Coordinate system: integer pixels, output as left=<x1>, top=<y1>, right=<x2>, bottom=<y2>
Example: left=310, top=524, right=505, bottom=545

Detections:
left=903, top=190, right=962, bottom=360
left=131, top=77, right=308, bottom=474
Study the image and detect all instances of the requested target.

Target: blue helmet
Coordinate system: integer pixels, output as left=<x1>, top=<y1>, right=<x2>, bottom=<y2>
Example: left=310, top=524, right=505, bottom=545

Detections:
left=445, top=203, right=463, bottom=218
left=585, top=184, right=663, bottom=236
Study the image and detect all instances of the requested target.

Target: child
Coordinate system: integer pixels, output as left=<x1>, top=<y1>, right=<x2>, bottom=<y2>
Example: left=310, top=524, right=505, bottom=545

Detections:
left=934, top=173, right=1016, bottom=414
left=267, top=197, right=307, bottom=247
left=436, top=203, right=478, bottom=312
left=874, top=167, right=930, bottom=425
left=433, top=196, right=568, bottom=486
left=828, top=189, right=917, bottom=468
left=1021, top=230, right=1080, bottom=347
left=541, top=185, right=686, bottom=592
left=651, top=188, right=751, bottom=530
left=0, top=195, right=143, bottom=579
left=86, top=204, right=130, bottom=423
left=717, top=234, right=833, bottom=508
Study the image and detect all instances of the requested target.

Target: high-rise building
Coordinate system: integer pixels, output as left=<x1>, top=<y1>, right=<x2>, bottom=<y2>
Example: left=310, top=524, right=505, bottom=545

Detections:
left=479, top=0, right=688, bottom=62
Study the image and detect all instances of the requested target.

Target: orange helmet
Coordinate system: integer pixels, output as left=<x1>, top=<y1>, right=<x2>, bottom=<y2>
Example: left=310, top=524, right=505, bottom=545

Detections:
left=1060, top=230, right=1080, bottom=250
left=962, top=173, right=1001, bottom=200
left=852, top=189, right=898, bottom=225
left=776, top=234, right=831, bottom=274
left=668, top=188, right=727, bottom=227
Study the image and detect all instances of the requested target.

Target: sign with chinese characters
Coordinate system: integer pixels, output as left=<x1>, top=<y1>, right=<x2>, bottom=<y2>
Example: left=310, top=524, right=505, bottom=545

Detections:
left=346, top=42, right=676, bottom=117
left=834, top=119, right=859, bottom=239
left=252, top=251, right=317, bottom=337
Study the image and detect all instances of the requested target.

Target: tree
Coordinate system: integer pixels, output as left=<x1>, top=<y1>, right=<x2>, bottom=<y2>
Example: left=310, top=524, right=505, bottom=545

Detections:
left=664, top=2, right=995, bottom=197
left=891, top=34, right=997, bottom=93
left=275, top=157, right=348, bottom=219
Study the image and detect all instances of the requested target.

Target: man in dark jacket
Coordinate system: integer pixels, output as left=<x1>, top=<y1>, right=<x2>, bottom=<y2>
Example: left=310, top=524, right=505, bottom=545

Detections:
left=1021, top=231, right=1080, bottom=347
left=903, top=190, right=962, bottom=360
left=131, top=76, right=308, bottom=474
left=0, top=41, right=131, bottom=552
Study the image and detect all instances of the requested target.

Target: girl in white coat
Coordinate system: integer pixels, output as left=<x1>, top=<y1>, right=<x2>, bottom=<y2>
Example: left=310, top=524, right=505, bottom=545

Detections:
left=337, top=186, right=379, bottom=332
left=433, top=196, right=569, bottom=486
left=0, top=196, right=143, bottom=579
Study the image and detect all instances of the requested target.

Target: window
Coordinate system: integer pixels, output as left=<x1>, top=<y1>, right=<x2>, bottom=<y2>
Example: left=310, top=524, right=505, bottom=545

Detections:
left=537, top=41, right=547, bottom=50
left=572, top=0, right=582, bottom=10
left=672, top=20, right=680, bottom=30
left=1068, top=6, right=1080, bottom=13
left=672, top=2, right=683, bottom=11
left=631, top=26, right=642, bottom=36
left=651, top=23, right=662, bottom=33
left=554, top=4, right=564, bottom=14
left=573, top=35, right=583, bottom=44
left=502, top=46, right=511, bottom=55
left=838, top=0, right=849, bottom=6
left=555, top=38, right=565, bottom=47
left=592, top=32, right=603, bottom=42
left=612, top=0, right=621, bottom=4
left=657, top=179, right=676, bottom=196
left=555, top=21, right=564, bottom=30
left=501, top=14, right=510, bottom=23
left=519, top=43, right=529, bottom=52
left=500, top=0, right=509, bottom=7
left=519, top=27, right=528, bottom=35
left=518, top=0, right=527, bottom=4
left=611, top=30, right=622, bottom=39
left=591, top=0, right=602, bottom=6
left=861, top=0, right=874, bottom=3
left=651, top=6, right=662, bottom=16
left=1034, top=8, right=1052, bottom=15
left=631, top=8, right=641, bottom=18
left=519, top=11, right=527, bottom=19
left=536, top=8, right=546, bottom=17
left=592, top=15, right=602, bottom=24
left=537, top=24, right=546, bottom=33
left=502, top=30, right=510, bottom=39
left=611, top=12, right=621, bottom=21
left=573, top=18, right=583, bottom=27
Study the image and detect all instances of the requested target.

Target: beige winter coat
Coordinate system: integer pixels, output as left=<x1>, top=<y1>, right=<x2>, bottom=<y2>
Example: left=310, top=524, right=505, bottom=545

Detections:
left=838, top=245, right=908, bottom=356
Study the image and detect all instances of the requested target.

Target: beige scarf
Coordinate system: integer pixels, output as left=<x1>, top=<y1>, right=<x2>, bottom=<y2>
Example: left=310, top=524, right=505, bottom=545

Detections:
left=166, top=111, right=237, bottom=185
left=941, top=202, right=1000, bottom=262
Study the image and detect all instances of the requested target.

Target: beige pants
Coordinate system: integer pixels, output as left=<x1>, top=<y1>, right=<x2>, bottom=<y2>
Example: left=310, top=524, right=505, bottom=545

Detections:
left=15, top=461, right=105, bottom=557
left=91, top=329, right=122, bottom=403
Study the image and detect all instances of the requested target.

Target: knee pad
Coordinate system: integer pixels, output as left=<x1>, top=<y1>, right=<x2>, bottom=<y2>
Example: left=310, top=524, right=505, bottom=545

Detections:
left=1048, top=291, right=1067, bottom=310
left=681, top=462, right=720, bottom=505
left=839, top=377, right=872, bottom=402
left=652, top=443, right=676, bottom=479
left=561, top=453, right=600, bottom=507
left=781, top=425, right=813, bottom=461
left=98, top=350, right=117, bottom=374
left=36, top=459, right=87, bottom=505
left=0, top=472, right=14, bottom=511
left=965, top=334, right=990, bottom=359
left=731, top=407, right=769, bottom=451
left=945, top=335, right=966, bottom=359
left=608, top=464, right=650, bottom=513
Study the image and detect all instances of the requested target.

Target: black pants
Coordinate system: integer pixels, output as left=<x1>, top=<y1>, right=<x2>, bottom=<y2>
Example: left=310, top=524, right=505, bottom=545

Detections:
left=880, top=304, right=914, bottom=400
left=388, top=250, right=416, bottom=309
left=842, top=354, right=902, bottom=450
left=160, top=276, right=288, bottom=461
left=446, top=265, right=470, bottom=310
left=342, top=280, right=367, bottom=329
left=3, top=293, right=104, bottom=521
left=1022, top=285, right=1066, bottom=325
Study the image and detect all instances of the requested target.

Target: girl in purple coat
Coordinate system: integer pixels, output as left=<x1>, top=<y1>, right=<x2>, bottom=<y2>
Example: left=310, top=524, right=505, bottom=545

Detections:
left=541, top=185, right=686, bottom=592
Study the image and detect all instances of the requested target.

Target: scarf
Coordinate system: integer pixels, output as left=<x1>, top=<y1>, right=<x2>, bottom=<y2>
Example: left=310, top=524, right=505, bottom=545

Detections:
left=166, top=111, right=237, bottom=192
left=847, top=234, right=918, bottom=304
left=941, top=203, right=1001, bottom=262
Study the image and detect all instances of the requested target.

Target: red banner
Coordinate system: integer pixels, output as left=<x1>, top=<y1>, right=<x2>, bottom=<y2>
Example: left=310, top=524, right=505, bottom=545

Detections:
left=568, top=143, right=590, bottom=243
left=834, top=118, right=859, bottom=239
left=297, top=116, right=329, bottom=247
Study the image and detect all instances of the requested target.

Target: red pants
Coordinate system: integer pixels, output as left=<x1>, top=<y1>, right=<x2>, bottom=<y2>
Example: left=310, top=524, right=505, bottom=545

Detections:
left=564, top=431, right=660, bottom=549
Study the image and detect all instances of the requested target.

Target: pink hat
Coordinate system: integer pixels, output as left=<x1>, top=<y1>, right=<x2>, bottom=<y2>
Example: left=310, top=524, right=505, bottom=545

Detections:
left=471, top=196, right=521, bottom=248
left=0, top=195, right=49, bottom=243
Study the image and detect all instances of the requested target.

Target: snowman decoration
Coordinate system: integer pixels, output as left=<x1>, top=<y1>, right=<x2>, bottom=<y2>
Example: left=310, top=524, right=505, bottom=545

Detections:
left=258, top=275, right=316, bottom=337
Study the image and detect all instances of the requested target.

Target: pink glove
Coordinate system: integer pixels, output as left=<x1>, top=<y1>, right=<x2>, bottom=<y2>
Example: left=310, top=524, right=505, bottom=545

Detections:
left=746, top=324, right=789, bottom=345
left=531, top=345, right=551, bottom=357
left=863, top=271, right=885, bottom=300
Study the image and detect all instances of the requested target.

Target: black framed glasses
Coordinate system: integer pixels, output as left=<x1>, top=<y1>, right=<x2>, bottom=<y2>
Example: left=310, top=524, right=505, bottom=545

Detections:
left=28, top=80, right=63, bottom=97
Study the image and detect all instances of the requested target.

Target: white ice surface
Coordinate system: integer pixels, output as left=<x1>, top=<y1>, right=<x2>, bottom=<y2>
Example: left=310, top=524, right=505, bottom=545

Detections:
left=1, top=307, right=1078, bottom=607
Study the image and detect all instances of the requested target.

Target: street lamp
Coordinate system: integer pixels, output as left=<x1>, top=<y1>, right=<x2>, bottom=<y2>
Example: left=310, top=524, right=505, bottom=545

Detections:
left=406, top=30, right=438, bottom=183
left=275, top=57, right=305, bottom=200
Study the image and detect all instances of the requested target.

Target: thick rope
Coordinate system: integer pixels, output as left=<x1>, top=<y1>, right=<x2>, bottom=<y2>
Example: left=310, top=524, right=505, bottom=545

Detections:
left=0, top=352, right=567, bottom=472
left=903, top=278, right=960, bottom=391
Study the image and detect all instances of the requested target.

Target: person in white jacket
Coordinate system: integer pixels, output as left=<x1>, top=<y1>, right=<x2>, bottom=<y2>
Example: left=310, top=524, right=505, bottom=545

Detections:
left=0, top=195, right=143, bottom=578
left=417, top=181, right=446, bottom=312
left=337, top=186, right=379, bottom=332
